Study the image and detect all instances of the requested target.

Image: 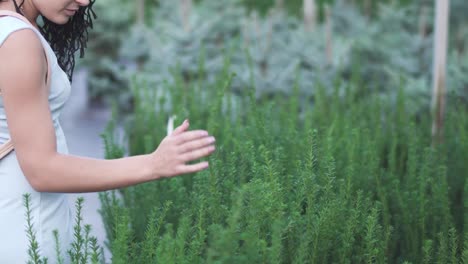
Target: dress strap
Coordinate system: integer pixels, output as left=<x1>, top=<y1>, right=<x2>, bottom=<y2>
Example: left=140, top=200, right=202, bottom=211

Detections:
left=0, top=10, right=52, bottom=159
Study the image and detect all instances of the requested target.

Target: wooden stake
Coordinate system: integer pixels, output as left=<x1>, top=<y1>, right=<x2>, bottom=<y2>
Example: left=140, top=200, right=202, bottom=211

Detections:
left=180, top=0, right=193, bottom=32
left=136, top=0, right=145, bottom=25
left=431, top=0, right=450, bottom=145
left=303, top=0, right=316, bottom=32
left=275, top=0, right=284, bottom=10
left=364, top=0, right=371, bottom=17
left=418, top=5, right=429, bottom=39
left=325, top=5, right=333, bottom=65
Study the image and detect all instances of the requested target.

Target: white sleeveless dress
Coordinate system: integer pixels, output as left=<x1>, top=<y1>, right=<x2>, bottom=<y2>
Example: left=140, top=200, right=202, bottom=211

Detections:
left=0, top=13, right=73, bottom=263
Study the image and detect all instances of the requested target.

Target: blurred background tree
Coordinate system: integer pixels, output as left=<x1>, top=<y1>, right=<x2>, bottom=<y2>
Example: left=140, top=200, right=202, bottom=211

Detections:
left=78, top=0, right=467, bottom=115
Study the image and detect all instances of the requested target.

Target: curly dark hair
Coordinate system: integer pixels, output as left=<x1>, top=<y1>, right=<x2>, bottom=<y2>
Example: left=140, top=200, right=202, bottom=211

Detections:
left=4, top=0, right=97, bottom=81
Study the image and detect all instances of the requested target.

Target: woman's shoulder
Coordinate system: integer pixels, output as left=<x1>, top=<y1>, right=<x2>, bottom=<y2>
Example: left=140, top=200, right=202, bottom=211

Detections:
left=0, top=15, right=32, bottom=29
left=0, top=15, right=35, bottom=46
left=0, top=16, right=48, bottom=80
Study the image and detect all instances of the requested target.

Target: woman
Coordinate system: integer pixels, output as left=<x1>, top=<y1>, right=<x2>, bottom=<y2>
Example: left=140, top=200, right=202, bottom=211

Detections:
left=0, top=0, right=216, bottom=262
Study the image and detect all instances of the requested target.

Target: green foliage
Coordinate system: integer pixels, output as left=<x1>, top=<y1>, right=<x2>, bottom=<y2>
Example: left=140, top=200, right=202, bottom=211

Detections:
left=24, top=196, right=105, bottom=263
left=105, top=0, right=466, bottom=117
left=240, top=0, right=413, bottom=17
left=78, top=0, right=133, bottom=106
left=98, top=60, right=467, bottom=262
left=72, top=0, right=468, bottom=262
left=24, top=194, right=49, bottom=264
left=84, top=0, right=468, bottom=116
left=53, top=230, right=65, bottom=264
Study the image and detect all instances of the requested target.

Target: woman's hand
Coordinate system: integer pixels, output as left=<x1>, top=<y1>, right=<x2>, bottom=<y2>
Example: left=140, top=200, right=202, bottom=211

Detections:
left=149, top=119, right=216, bottom=179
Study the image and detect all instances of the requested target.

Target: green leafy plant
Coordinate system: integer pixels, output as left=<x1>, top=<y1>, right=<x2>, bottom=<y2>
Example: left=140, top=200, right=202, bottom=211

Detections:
left=24, top=195, right=104, bottom=264
left=97, top=59, right=467, bottom=263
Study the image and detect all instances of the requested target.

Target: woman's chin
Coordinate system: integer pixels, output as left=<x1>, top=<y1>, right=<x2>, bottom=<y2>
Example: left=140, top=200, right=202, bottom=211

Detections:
left=49, top=16, right=72, bottom=25
left=45, top=12, right=75, bottom=25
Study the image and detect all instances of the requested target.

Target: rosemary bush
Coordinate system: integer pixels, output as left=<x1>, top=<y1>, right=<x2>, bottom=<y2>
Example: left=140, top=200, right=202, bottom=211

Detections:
left=24, top=195, right=104, bottom=264
left=97, top=61, right=467, bottom=263
left=23, top=53, right=467, bottom=263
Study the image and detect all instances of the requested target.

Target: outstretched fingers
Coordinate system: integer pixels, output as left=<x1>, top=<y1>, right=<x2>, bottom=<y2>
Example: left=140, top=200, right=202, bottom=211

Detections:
left=175, top=130, right=210, bottom=145
left=175, top=161, right=210, bottom=175
left=179, top=136, right=216, bottom=153
left=172, top=119, right=190, bottom=135
left=180, top=145, right=216, bottom=162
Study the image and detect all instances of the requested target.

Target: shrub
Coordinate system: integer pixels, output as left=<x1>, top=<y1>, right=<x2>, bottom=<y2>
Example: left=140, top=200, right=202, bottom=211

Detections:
left=24, top=195, right=104, bottom=264
left=97, top=64, right=467, bottom=263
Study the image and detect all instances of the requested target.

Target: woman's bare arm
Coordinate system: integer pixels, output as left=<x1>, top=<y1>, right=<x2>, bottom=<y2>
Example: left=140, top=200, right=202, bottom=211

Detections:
left=0, top=29, right=215, bottom=193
